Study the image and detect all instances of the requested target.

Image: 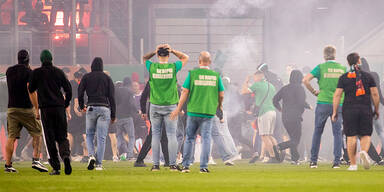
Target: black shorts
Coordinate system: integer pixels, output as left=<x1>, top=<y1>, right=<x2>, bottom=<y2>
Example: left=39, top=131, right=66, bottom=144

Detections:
left=342, top=105, right=373, bottom=136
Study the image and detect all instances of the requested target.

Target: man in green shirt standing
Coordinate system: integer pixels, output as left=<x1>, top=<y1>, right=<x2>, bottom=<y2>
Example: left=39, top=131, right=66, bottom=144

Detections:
left=142, top=44, right=189, bottom=171
left=241, top=68, right=279, bottom=163
left=170, top=51, right=224, bottom=173
left=303, top=45, right=346, bottom=168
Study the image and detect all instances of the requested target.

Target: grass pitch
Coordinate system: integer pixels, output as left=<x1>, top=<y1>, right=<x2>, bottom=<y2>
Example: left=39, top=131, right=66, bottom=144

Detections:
left=0, top=160, right=383, bottom=192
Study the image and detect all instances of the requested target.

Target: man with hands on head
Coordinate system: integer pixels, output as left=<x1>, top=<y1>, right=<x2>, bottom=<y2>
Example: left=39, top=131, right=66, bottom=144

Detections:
left=142, top=44, right=189, bottom=171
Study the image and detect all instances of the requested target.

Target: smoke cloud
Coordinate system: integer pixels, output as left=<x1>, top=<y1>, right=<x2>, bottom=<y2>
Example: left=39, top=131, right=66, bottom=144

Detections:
left=210, top=0, right=273, bottom=17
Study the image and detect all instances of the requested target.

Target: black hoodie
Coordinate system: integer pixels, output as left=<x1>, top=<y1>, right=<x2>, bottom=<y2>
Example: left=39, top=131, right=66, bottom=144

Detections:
left=29, top=61, right=72, bottom=108
left=78, top=58, right=116, bottom=119
left=273, top=70, right=310, bottom=121
left=360, top=58, right=384, bottom=104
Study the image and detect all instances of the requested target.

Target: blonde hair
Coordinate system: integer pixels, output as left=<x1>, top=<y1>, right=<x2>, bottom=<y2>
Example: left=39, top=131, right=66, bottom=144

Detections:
left=323, top=45, right=336, bottom=60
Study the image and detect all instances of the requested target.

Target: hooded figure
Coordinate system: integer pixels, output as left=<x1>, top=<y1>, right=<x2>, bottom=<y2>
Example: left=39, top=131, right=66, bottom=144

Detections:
left=77, top=57, right=116, bottom=170
left=360, top=57, right=384, bottom=104
left=91, top=57, right=103, bottom=72
left=273, top=70, right=310, bottom=163
left=273, top=70, right=310, bottom=121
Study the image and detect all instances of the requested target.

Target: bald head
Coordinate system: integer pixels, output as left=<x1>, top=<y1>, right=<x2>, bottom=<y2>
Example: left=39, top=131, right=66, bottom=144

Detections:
left=199, top=51, right=211, bottom=66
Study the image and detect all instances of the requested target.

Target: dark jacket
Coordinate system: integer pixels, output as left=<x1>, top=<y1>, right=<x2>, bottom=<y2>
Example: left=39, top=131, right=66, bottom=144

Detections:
left=78, top=58, right=116, bottom=118
left=6, top=64, right=33, bottom=109
left=360, top=58, right=384, bottom=105
left=29, top=62, right=72, bottom=108
left=273, top=70, right=309, bottom=121
left=116, top=85, right=137, bottom=119
left=140, top=82, right=150, bottom=114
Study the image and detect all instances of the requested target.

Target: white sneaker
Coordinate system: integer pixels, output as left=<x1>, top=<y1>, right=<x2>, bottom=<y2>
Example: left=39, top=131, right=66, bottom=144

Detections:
left=229, top=153, right=242, bottom=162
left=208, top=157, right=217, bottom=165
left=224, top=160, right=235, bottom=166
left=359, top=151, right=370, bottom=170
left=113, top=156, right=119, bottom=163
left=347, top=165, right=358, bottom=171
left=95, top=165, right=104, bottom=171
left=32, top=160, right=49, bottom=172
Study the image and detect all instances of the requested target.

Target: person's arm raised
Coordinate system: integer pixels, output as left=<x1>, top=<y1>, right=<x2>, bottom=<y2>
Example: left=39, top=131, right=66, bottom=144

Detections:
left=170, top=49, right=189, bottom=67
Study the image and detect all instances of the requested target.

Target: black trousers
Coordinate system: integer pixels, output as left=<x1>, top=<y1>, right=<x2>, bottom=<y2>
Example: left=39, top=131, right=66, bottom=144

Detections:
left=41, top=107, right=71, bottom=171
left=278, top=117, right=302, bottom=162
left=136, top=122, right=169, bottom=164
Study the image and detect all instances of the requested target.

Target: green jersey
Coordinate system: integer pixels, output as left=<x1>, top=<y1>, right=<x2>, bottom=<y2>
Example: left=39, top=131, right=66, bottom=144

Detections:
left=310, top=61, right=346, bottom=104
left=183, top=68, right=225, bottom=118
left=249, top=80, right=276, bottom=116
left=146, top=60, right=182, bottom=105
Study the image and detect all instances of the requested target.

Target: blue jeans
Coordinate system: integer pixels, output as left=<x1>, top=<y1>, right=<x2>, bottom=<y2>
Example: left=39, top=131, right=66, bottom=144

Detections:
left=211, top=116, right=238, bottom=161
left=310, top=104, right=343, bottom=163
left=176, top=116, right=185, bottom=154
left=150, top=104, right=178, bottom=166
left=116, top=117, right=135, bottom=158
left=182, top=116, right=213, bottom=169
left=86, top=106, right=111, bottom=165
left=374, top=118, right=384, bottom=153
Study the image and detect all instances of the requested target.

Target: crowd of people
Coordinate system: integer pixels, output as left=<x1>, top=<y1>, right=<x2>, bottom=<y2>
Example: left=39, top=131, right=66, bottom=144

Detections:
left=0, top=0, right=104, bottom=31
left=1, top=44, right=384, bottom=175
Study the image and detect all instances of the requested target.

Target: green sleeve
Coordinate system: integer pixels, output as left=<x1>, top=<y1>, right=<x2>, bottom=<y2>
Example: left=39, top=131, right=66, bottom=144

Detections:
left=145, top=60, right=152, bottom=72
left=249, top=83, right=259, bottom=93
left=218, top=76, right=225, bottom=92
left=310, top=65, right=320, bottom=79
left=175, top=61, right=182, bottom=73
left=182, top=72, right=191, bottom=90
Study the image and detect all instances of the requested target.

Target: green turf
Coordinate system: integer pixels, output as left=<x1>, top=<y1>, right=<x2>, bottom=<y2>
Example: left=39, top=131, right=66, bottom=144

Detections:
left=0, top=160, right=383, bottom=192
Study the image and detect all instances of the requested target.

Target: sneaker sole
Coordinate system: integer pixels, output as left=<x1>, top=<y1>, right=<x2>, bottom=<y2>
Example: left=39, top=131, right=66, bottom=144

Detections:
left=32, top=165, right=48, bottom=172
left=310, top=166, right=318, bottom=168
left=181, top=170, right=190, bottom=173
left=151, top=169, right=160, bottom=172
left=64, top=158, right=72, bottom=175
left=360, top=152, right=370, bottom=170
left=87, top=159, right=96, bottom=170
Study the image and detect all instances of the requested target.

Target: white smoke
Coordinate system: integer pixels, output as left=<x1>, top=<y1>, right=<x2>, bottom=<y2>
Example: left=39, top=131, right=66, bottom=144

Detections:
left=210, top=0, right=273, bottom=17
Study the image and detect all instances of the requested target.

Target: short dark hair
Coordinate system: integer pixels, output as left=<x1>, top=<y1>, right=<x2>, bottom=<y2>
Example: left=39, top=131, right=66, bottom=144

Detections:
left=157, top=47, right=169, bottom=57
left=347, top=52, right=360, bottom=66
left=18, top=49, right=29, bottom=65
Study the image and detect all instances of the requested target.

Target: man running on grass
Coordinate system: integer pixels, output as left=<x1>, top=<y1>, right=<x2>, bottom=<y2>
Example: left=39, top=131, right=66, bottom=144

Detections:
left=4, top=50, right=48, bottom=173
left=170, top=51, right=224, bottom=173
left=143, top=44, right=189, bottom=171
